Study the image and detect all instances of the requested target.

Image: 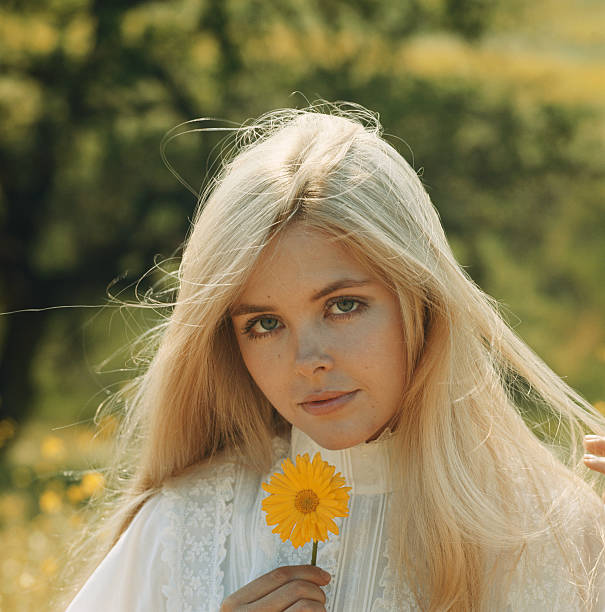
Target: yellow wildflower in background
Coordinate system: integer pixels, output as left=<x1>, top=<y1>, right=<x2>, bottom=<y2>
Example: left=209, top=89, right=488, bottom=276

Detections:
left=39, top=489, right=62, bottom=514
left=262, top=452, right=351, bottom=551
left=41, top=556, right=58, bottom=576
left=81, top=472, right=105, bottom=497
left=41, top=435, right=66, bottom=461
left=66, top=484, right=85, bottom=504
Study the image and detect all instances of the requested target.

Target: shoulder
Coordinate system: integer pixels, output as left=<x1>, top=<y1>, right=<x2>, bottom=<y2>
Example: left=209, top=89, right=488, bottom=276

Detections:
left=160, top=435, right=289, bottom=501
left=162, top=453, right=239, bottom=501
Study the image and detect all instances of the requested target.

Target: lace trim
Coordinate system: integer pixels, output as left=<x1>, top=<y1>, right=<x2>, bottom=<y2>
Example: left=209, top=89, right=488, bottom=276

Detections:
left=160, top=461, right=236, bottom=612
left=372, top=529, right=419, bottom=612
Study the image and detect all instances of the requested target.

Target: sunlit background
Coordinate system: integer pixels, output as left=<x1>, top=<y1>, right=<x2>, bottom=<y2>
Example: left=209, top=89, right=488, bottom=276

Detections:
left=1, top=0, right=604, bottom=609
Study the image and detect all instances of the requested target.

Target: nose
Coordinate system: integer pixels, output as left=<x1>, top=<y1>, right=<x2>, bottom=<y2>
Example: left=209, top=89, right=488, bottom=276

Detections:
left=293, top=328, right=334, bottom=377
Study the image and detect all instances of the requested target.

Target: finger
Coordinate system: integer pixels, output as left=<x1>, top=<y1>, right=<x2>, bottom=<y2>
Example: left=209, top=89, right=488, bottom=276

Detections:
left=224, top=565, right=330, bottom=606
left=583, top=435, right=605, bottom=457
left=583, top=454, right=605, bottom=476
left=250, top=579, right=327, bottom=611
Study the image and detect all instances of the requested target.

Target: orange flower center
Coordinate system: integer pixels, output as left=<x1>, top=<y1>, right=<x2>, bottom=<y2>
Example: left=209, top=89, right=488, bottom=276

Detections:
left=294, top=489, right=319, bottom=514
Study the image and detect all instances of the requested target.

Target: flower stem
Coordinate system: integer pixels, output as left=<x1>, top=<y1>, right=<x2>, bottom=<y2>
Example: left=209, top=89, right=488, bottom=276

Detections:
left=311, top=540, right=318, bottom=566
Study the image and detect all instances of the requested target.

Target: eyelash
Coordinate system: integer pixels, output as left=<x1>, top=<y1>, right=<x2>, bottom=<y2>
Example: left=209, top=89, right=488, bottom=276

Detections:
left=241, top=296, right=368, bottom=341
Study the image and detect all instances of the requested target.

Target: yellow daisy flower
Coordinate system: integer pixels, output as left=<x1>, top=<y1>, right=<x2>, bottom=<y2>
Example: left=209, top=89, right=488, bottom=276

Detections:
left=261, top=452, right=351, bottom=550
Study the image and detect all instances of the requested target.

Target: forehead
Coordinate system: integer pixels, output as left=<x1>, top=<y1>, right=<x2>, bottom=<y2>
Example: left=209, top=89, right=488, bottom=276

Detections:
left=237, top=225, right=370, bottom=299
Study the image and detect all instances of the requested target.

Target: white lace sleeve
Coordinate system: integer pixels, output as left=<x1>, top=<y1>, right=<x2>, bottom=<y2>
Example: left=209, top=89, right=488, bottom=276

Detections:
left=66, top=494, right=169, bottom=611
left=160, top=460, right=237, bottom=612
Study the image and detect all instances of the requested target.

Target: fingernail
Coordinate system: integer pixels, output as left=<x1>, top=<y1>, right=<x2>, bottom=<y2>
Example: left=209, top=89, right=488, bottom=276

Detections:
left=584, top=454, right=601, bottom=463
left=321, top=570, right=331, bottom=581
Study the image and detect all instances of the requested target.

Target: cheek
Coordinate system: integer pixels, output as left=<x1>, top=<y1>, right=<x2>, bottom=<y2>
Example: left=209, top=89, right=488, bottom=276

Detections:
left=239, top=343, right=284, bottom=395
left=358, top=312, right=406, bottom=381
left=358, top=304, right=403, bottom=347
left=239, top=344, right=264, bottom=380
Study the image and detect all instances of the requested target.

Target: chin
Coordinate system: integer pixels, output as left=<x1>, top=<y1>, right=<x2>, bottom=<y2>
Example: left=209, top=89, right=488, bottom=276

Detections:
left=310, top=430, right=365, bottom=451
left=319, top=440, right=351, bottom=451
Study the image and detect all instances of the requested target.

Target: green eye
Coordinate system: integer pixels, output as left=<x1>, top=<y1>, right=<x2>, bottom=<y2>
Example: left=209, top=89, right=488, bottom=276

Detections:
left=259, top=317, right=279, bottom=330
left=242, top=315, right=282, bottom=338
left=335, top=299, right=356, bottom=313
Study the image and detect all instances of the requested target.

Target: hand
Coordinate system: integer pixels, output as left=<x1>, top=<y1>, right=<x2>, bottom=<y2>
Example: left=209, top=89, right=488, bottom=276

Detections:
left=583, top=435, right=605, bottom=476
left=219, top=564, right=331, bottom=611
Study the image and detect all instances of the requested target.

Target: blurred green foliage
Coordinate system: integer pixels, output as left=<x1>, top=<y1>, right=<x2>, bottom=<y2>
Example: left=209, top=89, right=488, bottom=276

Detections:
left=0, top=0, right=605, bottom=607
left=1, top=0, right=603, bottom=432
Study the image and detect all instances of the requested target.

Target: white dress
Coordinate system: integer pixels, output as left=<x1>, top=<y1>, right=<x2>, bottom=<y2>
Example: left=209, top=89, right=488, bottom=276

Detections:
left=67, top=426, right=604, bottom=611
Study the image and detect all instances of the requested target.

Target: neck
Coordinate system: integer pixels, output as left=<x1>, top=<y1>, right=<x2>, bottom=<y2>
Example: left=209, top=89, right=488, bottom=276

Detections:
left=289, top=426, right=400, bottom=495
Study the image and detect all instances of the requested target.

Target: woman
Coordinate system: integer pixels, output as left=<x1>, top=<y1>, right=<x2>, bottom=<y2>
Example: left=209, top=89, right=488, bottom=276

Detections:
left=63, top=103, right=605, bottom=611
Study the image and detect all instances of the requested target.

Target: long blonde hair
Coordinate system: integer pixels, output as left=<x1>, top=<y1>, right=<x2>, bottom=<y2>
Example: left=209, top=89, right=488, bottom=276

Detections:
left=62, top=101, right=605, bottom=610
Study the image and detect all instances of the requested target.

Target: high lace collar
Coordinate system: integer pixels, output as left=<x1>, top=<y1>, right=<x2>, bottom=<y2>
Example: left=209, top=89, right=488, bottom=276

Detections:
left=289, top=426, right=400, bottom=495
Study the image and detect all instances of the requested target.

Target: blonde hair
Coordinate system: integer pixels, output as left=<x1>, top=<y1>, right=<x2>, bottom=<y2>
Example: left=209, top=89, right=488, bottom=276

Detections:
left=61, top=101, right=605, bottom=610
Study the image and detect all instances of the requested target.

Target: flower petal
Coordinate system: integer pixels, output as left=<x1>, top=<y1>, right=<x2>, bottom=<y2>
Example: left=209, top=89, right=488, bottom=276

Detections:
left=261, top=451, right=351, bottom=549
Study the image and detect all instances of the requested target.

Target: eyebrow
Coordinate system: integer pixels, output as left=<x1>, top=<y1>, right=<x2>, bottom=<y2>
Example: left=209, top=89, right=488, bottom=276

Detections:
left=230, top=278, right=373, bottom=317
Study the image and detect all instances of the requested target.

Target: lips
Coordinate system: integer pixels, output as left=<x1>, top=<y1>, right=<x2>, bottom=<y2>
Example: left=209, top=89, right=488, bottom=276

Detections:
left=299, top=390, right=355, bottom=404
left=298, top=390, right=358, bottom=416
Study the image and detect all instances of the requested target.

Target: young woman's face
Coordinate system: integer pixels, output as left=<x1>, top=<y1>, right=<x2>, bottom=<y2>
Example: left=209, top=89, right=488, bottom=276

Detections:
left=230, top=224, right=406, bottom=450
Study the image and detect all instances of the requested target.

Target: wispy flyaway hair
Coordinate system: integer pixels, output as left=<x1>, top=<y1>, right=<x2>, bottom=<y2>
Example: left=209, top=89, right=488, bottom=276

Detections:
left=61, top=101, right=605, bottom=611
